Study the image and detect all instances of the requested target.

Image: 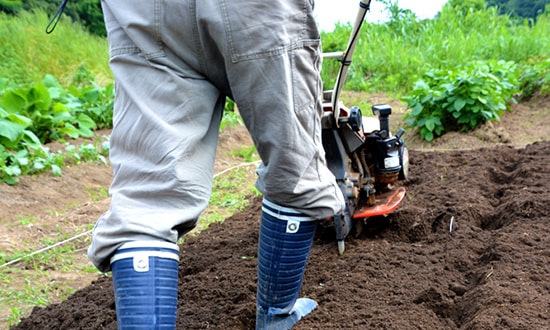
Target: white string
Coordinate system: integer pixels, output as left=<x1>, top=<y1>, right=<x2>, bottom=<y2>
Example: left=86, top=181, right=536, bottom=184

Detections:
left=1, top=231, right=91, bottom=268
left=213, top=160, right=261, bottom=178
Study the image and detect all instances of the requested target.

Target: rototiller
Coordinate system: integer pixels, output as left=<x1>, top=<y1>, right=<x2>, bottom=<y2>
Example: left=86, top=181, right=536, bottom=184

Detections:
left=321, top=0, right=409, bottom=254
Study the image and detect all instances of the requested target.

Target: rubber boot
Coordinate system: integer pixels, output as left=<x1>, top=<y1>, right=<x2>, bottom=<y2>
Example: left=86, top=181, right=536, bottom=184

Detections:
left=110, top=241, right=180, bottom=330
left=256, top=198, right=318, bottom=330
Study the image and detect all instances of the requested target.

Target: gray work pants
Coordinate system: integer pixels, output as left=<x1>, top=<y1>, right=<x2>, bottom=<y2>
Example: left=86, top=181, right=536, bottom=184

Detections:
left=88, top=0, right=345, bottom=272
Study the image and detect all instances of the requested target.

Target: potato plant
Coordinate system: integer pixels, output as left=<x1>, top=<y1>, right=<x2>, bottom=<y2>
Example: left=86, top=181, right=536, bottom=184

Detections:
left=402, top=60, right=520, bottom=141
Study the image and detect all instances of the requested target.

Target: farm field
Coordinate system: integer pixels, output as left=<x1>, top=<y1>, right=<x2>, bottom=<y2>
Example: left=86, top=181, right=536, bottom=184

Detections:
left=4, top=92, right=550, bottom=329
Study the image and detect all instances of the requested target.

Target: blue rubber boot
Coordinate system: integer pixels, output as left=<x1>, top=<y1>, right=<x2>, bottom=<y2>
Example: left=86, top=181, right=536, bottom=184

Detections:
left=256, top=198, right=318, bottom=330
left=110, top=241, right=180, bottom=330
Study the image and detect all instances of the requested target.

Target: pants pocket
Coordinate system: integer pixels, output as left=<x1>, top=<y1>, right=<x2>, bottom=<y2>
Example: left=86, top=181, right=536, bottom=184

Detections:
left=103, top=0, right=165, bottom=59
left=220, top=0, right=318, bottom=62
left=292, top=40, right=322, bottom=113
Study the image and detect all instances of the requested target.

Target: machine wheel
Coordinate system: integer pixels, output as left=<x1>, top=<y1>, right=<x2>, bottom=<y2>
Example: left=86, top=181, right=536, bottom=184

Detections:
left=398, top=144, right=410, bottom=180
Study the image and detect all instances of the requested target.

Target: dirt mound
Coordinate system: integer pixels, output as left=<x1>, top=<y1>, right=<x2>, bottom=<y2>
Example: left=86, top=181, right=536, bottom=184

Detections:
left=12, top=140, right=550, bottom=329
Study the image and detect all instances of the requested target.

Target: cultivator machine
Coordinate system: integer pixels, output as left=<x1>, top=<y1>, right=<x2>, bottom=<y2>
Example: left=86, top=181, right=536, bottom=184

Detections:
left=321, top=0, right=409, bottom=254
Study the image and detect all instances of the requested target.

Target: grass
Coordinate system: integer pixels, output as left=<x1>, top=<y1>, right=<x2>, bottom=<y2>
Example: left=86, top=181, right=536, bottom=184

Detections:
left=0, top=193, right=102, bottom=326
left=0, top=232, right=95, bottom=327
left=85, top=186, right=109, bottom=202
left=16, top=215, right=37, bottom=226
left=0, top=10, right=111, bottom=86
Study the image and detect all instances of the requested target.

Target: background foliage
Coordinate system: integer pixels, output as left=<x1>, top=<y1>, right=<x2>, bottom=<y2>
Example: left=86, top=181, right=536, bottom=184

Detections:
left=1, top=0, right=548, bottom=37
left=4, top=0, right=106, bottom=36
left=486, top=0, right=550, bottom=20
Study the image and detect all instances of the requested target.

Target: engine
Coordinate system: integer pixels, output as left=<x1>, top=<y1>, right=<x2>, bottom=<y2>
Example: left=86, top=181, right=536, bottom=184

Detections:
left=321, top=100, right=409, bottom=253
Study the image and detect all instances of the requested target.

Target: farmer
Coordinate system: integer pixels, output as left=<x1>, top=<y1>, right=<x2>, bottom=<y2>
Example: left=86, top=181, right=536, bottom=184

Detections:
left=86, top=0, right=345, bottom=328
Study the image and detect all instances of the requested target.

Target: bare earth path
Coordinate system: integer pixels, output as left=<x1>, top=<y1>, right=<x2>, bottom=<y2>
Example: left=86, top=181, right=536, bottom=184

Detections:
left=4, top=94, right=550, bottom=329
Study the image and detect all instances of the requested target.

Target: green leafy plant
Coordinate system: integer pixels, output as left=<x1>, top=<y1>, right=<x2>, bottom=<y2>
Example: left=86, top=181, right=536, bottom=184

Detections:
left=0, top=73, right=113, bottom=184
left=517, top=58, right=550, bottom=100
left=402, top=60, right=520, bottom=141
left=1, top=75, right=94, bottom=143
left=231, top=145, right=258, bottom=163
left=0, top=88, right=42, bottom=152
left=68, top=76, right=115, bottom=130
left=0, top=137, right=109, bottom=184
left=220, top=98, right=244, bottom=131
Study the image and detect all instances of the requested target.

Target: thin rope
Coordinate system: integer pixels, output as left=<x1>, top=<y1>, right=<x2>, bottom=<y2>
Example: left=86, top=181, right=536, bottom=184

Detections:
left=213, top=160, right=261, bottom=178
left=1, top=231, right=91, bottom=268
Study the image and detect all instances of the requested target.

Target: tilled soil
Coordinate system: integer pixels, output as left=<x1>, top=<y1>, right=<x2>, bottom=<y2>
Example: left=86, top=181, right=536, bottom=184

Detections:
left=12, top=141, right=550, bottom=330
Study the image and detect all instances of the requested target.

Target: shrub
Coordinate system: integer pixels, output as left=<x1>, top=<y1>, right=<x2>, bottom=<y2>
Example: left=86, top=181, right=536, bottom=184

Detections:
left=402, top=60, right=520, bottom=141
left=517, top=58, right=550, bottom=100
